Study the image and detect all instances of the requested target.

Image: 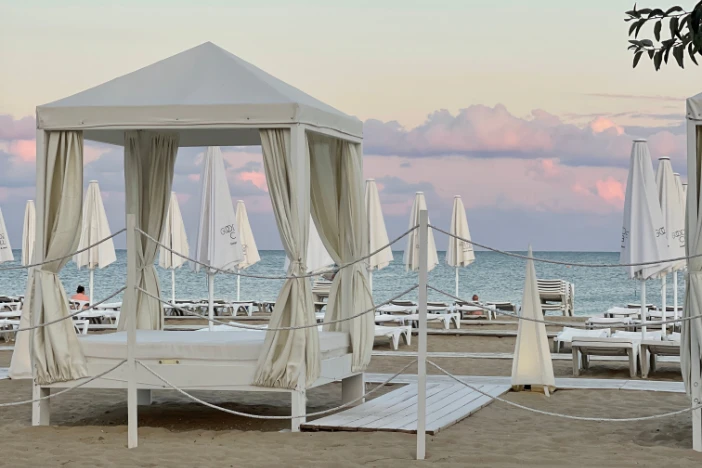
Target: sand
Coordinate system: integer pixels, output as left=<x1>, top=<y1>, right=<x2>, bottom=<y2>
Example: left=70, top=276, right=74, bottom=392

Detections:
left=0, top=330, right=699, bottom=468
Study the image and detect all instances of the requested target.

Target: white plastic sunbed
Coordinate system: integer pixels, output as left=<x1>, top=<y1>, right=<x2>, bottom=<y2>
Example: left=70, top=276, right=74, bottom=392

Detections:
left=376, top=304, right=417, bottom=315
left=374, top=325, right=411, bottom=350
left=605, top=307, right=642, bottom=319
left=586, top=316, right=633, bottom=330
left=552, top=327, right=610, bottom=353
left=571, top=336, right=639, bottom=378
left=403, top=312, right=461, bottom=329
left=453, top=302, right=495, bottom=320
left=640, top=339, right=680, bottom=378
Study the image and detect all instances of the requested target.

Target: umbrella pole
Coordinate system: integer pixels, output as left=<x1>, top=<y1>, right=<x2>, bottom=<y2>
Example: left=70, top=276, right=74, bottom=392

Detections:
left=416, top=209, right=428, bottom=460
left=641, top=280, right=647, bottom=340
left=208, top=272, right=214, bottom=332
left=89, top=269, right=94, bottom=305
left=171, top=269, right=176, bottom=304
left=369, top=270, right=373, bottom=294
left=237, top=272, right=241, bottom=301
left=661, top=276, right=667, bottom=337
left=673, top=271, right=679, bottom=329
left=455, top=267, right=459, bottom=297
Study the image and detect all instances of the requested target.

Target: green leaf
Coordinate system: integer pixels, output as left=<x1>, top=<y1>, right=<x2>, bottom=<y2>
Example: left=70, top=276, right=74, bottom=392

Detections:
left=674, top=45, right=685, bottom=67
left=654, top=50, right=663, bottom=70
left=654, top=20, right=662, bottom=41
left=670, top=16, right=680, bottom=40
left=633, top=51, right=644, bottom=68
left=689, top=42, right=699, bottom=65
left=666, top=6, right=684, bottom=15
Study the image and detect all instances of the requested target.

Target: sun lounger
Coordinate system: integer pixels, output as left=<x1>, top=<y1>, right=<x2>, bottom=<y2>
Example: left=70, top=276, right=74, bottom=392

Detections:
left=626, top=303, right=656, bottom=310
left=255, top=301, right=276, bottom=314
left=377, top=304, right=417, bottom=315
left=374, top=325, right=411, bottom=350
left=605, top=307, right=641, bottom=319
left=73, top=320, right=90, bottom=335
left=453, top=301, right=495, bottom=320
left=427, top=301, right=450, bottom=313
left=485, top=301, right=516, bottom=313
left=586, top=316, right=633, bottom=330
left=374, top=314, right=407, bottom=325
left=537, top=279, right=574, bottom=316
left=404, top=312, right=461, bottom=329
left=0, top=310, right=22, bottom=319
left=640, top=340, right=680, bottom=378
left=571, top=336, right=639, bottom=378
left=0, top=319, right=19, bottom=342
left=553, top=327, right=610, bottom=353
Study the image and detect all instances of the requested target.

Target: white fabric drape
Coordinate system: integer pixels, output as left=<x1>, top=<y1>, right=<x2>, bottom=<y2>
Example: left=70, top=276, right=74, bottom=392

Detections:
left=254, top=128, right=319, bottom=389
left=32, top=131, right=88, bottom=384
left=22, top=200, right=36, bottom=266
left=118, top=131, right=178, bottom=331
left=308, top=133, right=374, bottom=372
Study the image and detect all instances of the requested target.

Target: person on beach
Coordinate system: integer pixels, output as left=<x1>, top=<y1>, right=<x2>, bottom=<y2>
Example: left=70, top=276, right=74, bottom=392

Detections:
left=472, top=294, right=479, bottom=303
left=71, top=285, right=89, bottom=305
left=467, top=294, right=482, bottom=315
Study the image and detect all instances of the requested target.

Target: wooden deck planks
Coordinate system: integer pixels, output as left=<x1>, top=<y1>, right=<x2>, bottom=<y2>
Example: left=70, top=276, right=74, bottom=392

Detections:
left=301, top=382, right=509, bottom=434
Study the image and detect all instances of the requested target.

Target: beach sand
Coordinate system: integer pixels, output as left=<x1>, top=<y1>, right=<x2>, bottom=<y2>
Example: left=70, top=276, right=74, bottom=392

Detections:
left=0, top=331, right=698, bottom=468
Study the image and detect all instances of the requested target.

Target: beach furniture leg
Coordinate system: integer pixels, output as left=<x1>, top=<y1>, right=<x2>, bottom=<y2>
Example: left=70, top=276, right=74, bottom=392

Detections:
left=649, top=353, right=657, bottom=376
left=342, top=373, right=365, bottom=406
left=572, top=348, right=580, bottom=377
left=32, top=384, right=50, bottom=426
left=291, top=389, right=306, bottom=432
left=629, top=350, right=637, bottom=378
left=581, top=351, right=589, bottom=370
left=137, top=389, right=152, bottom=406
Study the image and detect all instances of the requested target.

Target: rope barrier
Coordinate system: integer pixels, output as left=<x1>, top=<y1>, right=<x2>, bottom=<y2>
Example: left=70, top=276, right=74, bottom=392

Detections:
left=427, top=360, right=701, bottom=422
left=138, top=285, right=419, bottom=331
left=0, top=229, right=126, bottom=271
left=427, top=285, right=702, bottom=328
left=138, top=359, right=416, bottom=420
left=0, top=361, right=127, bottom=407
left=7, top=287, right=126, bottom=333
left=137, top=226, right=417, bottom=280
left=432, top=224, right=699, bottom=268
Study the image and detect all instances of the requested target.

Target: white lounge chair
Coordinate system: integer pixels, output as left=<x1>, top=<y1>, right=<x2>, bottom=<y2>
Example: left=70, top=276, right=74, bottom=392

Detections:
left=640, top=340, right=680, bottom=378
left=553, top=327, right=610, bottom=353
left=453, top=301, right=495, bottom=320
left=605, top=307, right=641, bottom=319
left=73, top=320, right=90, bottom=335
left=586, top=316, right=633, bottom=330
left=427, top=301, right=450, bottom=313
left=376, top=303, right=417, bottom=315
left=374, top=325, right=411, bottom=350
left=571, top=336, right=639, bottom=378
left=404, top=312, right=460, bottom=329
left=537, top=279, right=574, bottom=316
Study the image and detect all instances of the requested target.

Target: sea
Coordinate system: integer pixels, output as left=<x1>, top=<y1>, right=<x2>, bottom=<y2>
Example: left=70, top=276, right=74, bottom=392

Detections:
left=0, top=250, right=685, bottom=317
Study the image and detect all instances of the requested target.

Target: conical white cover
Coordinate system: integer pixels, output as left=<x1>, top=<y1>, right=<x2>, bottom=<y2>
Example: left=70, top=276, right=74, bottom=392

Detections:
left=365, top=179, right=393, bottom=270
left=0, top=208, right=13, bottom=263
left=403, top=192, right=439, bottom=272
left=286, top=217, right=334, bottom=274
left=74, top=181, right=116, bottom=269
left=656, top=159, right=686, bottom=271
left=675, top=174, right=686, bottom=217
left=511, top=246, right=556, bottom=391
left=21, top=200, right=35, bottom=266
left=446, top=195, right=475, bottom=268
left=193, top=146, right=243, bottom=272
left=620, top=140, right=671, bottom=279
left=159, top=192, right=189, bottom=269
left=235, top=200, right=260, bottom=270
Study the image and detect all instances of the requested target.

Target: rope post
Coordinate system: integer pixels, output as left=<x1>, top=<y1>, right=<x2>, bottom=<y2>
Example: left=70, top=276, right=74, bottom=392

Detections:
left=416, top=209, right=428, bottom=460
left=126, top=214, right=138, bottom=449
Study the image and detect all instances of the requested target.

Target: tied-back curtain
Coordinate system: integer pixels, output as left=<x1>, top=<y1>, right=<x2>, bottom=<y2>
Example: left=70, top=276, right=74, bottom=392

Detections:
left=308, top=133, right=374, bottom=372
left=118, top=131, right=178, bottom=331
left=32, top=131, right=88, bottom=384
left=254, top=128, right=319, bottom=389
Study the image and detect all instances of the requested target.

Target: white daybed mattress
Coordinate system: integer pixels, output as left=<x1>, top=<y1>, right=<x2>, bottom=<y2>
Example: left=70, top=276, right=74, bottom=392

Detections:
left=78, top=330, right=350, bottom=362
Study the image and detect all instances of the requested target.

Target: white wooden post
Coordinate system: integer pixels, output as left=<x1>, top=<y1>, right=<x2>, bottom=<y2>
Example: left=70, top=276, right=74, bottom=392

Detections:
left=126, top=214, right=138, bottom=448
left=416, top=209, right=428, bottom=460
left=661, top=276, right=667, bottom=337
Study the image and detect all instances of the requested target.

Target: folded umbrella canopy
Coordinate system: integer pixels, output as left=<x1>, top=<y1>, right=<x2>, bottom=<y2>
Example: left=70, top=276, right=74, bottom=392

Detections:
left=621, top=140, right=670, bottom=339
left=446, top=195, right=475, bottom=297
left=656, top=158, right=686, bottom=335
left=21, top=200, right=35, bottom=266
left=404, top=192, right=438, bottom=272
left=284, top=217, right=334, bottom=274
left=159, top=192, right=189, bottom=303
left=364, top=179, right=393, bottom=291
left=193, top=146, right=243, bottom=330
left=0, top=208, right=14, bottom=264
left=234, top=200, right=260, bottom=300
left=74, top=181, right=116, bottom=304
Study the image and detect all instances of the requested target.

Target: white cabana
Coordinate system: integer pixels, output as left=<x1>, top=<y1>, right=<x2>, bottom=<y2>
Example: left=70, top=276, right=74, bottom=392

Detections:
left=656, top=158, right=686, bottom=335
left=364, top=179, right=393, bottom=291
left=0, top=208, right=13, bottom=263
left=74, top=180, right=117, bottom=304
left=234, top=200, right=260, bottom=300
left=193, top=146, right=243, bottom=330
left=21, top=200, right=36, bottom=266
left=446, top=195, right=475, bottom=297
left=159, top=192, right=189, bottom=303
left=511, top=246, right=555, bottom=394
left=621, top=140, right=670, bottom=339
left=25, top=43, right=369, bottom=445
left=404, top=192, right=439, bottom=272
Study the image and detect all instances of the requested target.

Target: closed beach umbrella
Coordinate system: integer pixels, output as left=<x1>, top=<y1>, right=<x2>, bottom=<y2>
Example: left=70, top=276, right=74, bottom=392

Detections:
left=21, top=200, right=35, bottom=266
left=234, top=200, right=260, bottom=300
left=74, top=181, right=116, bottom=304
left=446, top=195, right=475, bottom=297
left=656, top=159, right=686, bottom=335
left=404, top=192, right=439, bottom=272
left=620, top=140, right=670, bottom=339
left=159, top=192, right=189, bottom=303
left=365, top=179, right=393, bottom=291
left=511, top=246, right=555, bottom=395
left=0, top=208, right=13, bottom=264
left=193, top=146, right=243, bottom=330
left=285, top=217, right=334, bottom=274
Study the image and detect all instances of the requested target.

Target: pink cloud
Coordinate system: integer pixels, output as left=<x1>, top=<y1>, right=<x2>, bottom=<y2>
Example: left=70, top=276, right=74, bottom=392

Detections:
left=589, top=116, right=624, bottom=135
left=595, top=177, right=625, bottom=207
left=8, top=140, right=35, bottom=162
left=0, top=115, right=35, bottom=140
left=240, top=171, right=267, bottom=191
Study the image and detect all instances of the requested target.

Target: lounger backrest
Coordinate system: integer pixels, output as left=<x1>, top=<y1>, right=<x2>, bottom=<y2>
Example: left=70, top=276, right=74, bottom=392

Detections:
left=612, top=331, right=663, bottom=341
left=557, top=327, right=610, bottom=341
left=572, top=336, right=635, bottom=344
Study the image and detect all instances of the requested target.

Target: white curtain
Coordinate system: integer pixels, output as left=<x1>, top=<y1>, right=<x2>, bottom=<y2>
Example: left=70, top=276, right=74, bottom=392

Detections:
left=118, top=131, right=178, bottom=331
left=308, top=133, right=374, bottom=372
left=254, top=128, right=319, bottom=389
left=32, top=131, right=88, bottom=384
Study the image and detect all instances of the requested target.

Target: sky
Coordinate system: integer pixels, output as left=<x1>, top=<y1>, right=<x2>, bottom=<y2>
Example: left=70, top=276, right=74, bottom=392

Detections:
left=0, top=0, right=696, bottom=251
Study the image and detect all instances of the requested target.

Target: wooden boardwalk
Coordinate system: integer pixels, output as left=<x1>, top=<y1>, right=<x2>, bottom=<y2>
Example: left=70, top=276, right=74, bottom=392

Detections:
left=301, top=382, right=509, bottom=434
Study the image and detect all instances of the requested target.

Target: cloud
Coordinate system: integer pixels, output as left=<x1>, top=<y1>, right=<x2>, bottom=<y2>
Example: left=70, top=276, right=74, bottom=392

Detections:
left=582, top=93, right=684, bottom=102
left=364, top=105, right=682, bottom=168
left=595, top=177, right=625, bottom=207
left=0, top=115, right=35, bottom=140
